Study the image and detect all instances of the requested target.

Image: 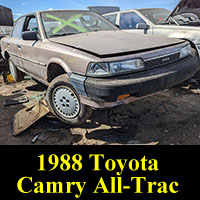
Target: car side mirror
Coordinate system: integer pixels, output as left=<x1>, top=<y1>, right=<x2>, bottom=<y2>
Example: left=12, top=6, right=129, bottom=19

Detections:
left=115, top=24, right=120, bottom=29
left=22, top=31, right=38, bottom=41
left=136, top=23, right=150, bottom=30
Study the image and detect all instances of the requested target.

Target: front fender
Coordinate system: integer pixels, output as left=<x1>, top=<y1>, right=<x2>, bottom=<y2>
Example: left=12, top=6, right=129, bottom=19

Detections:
left=46, top=57, right=72, bottom=76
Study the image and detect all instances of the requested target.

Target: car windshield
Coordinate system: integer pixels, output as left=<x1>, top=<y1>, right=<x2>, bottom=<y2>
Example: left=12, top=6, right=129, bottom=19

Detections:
left=41, top=10, right=118, bottom=38
left=138, top=8, right=171, bottom=25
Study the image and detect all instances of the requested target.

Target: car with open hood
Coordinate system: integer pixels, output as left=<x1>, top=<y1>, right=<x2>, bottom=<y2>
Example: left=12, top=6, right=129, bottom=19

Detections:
left=169, top=0, right=200, bottom=20
left=100, top=0, right=200, bottom=57
left=1, top=9, right=200, bottom=125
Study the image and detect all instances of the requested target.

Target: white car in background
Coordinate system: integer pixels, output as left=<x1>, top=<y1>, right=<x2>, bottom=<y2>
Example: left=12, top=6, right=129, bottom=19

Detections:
left=100, top=0, right=200, bottom=56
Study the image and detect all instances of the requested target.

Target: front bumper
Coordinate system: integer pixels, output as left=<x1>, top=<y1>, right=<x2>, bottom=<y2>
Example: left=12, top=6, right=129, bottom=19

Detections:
left=83, top=55, right=200, bottom=107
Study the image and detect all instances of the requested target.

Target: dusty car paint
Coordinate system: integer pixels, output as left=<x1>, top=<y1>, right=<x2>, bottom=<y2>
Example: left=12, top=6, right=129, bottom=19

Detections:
left=49, top=31, right=183, bottom=58
left=1, top=9, right=200, bottom=110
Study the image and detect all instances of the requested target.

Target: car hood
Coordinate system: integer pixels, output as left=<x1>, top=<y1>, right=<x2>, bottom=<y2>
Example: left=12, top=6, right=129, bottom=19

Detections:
left=169, top=0, right=200, bottom=18
left=49, top=31, right=183, bottom=57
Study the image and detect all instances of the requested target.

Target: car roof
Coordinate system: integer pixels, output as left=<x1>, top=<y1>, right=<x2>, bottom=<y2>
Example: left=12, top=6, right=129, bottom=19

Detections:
left=103, top=8, right=169, bottom=15
left=103, top=9, right=135, bottom=15
left=22, top=9, right=92, bottom=16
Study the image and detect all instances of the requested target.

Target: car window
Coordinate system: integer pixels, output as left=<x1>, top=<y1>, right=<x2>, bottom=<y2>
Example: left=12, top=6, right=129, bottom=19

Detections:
left=104, top=14, right=117, bottom=24
left=138, top=8, right=171, bottom=25
left=12, top=17, right=25, bottom=38
left=120, top=12, right=146, bottom=29
left=24, top=16, right=38, bottom=32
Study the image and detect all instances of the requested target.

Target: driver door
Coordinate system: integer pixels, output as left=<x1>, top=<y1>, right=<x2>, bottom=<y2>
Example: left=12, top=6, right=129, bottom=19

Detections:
left=8, top=16, right=25, bottom=68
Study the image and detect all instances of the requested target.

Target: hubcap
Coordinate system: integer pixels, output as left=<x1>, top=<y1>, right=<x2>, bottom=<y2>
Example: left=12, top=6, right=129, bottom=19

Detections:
left=52, top=86, right=80, bottom=119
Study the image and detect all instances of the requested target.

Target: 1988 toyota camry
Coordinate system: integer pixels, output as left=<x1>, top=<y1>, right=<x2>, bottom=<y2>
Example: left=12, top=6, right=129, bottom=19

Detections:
left=1, top=10, right=200, bottom=125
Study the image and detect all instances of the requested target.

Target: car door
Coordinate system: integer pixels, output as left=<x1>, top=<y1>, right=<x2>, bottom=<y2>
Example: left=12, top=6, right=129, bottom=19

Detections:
left=20, top=15, right=45, bottom=79
left=8, top=16, right=25, bottom=68
left=119, top=12, right=153, bottom=35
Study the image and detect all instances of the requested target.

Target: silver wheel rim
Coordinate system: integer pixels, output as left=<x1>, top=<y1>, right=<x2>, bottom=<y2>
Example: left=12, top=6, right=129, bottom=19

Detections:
left=9, top=60, right=16, bottom=80
left=52, top=86, right=80, bottom=119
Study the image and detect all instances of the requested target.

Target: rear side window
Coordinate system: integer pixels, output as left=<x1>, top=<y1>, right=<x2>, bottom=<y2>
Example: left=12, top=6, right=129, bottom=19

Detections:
left=12, top=17, right=25, bottom=38
left=120, top=12, right=146, bottom=29
left=104, top=14, right=117, bottom=24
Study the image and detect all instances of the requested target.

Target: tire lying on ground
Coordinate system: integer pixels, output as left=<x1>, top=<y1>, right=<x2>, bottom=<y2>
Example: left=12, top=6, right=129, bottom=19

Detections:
left=46, top=74, right=92, bottom=125
left=7, top=58, right=24, bottom=82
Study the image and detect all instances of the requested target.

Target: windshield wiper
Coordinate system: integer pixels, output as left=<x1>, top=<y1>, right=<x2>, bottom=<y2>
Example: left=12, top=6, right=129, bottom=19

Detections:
left=49, top=33, right=77, bottom=38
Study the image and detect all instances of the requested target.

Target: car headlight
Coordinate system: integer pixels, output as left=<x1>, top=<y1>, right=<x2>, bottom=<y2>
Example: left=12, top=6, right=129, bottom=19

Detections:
left=180, top=44, right=192, bottom=59
left=87, top=59, right=145, bottom=77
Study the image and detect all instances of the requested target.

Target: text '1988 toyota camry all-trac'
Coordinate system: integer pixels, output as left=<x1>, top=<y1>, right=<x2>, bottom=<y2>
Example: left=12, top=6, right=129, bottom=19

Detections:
left=1, top=10, right=200, bottom=125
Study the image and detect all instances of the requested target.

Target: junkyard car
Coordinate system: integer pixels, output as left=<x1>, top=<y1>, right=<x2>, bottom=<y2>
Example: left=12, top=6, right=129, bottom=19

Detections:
left=102, top=0, right=200, bottom=57
left=0, top=5, right=13, bottom=58
left=0, top=26, right=12, bottom=58
left=1, top=10, right=200, bottom=124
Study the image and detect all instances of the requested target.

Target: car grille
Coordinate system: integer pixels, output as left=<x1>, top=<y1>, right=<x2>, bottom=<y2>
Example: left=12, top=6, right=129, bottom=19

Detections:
left=144, top=52, right=180, bottom=70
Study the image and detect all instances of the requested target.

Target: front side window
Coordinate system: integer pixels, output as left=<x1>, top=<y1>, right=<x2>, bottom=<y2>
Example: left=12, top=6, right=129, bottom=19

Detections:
left=12, top=17, right=25, bottom=38
left=41, top=11, right=118, bottom=38
left=104, top=14, right=117, bottom=24
left=120, top=12, right=146, bottom=29
left=25, top=17, right=38, bottom=32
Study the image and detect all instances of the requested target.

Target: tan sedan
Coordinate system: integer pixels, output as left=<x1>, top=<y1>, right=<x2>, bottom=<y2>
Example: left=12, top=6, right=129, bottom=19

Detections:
left=1, top=10, right=200, bottom=124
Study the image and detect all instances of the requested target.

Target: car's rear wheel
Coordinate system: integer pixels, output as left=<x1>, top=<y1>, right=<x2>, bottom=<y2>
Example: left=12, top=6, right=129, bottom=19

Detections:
left=46, top=74, right=92, bottom=125
left=8, top=58, right=24, bottom=82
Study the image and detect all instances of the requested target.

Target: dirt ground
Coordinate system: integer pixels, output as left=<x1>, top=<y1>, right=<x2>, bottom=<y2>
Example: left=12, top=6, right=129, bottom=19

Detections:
left=1, top=61, right=200, bottom=145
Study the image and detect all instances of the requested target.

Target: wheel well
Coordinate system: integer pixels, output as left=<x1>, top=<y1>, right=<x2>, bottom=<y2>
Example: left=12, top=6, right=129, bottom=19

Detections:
left=183, top=39, right=199, bottom=57
left=190, top=42, right=199, bottom=57
left=47, top=63, right=66, bottom=82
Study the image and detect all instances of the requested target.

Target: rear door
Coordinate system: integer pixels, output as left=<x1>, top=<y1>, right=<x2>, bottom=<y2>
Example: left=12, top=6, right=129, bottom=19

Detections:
left=8, top=16, right=25, bottom=67
left=20, top=15, right=45, bottom=78
left=119, top=11, right=153, bottom=35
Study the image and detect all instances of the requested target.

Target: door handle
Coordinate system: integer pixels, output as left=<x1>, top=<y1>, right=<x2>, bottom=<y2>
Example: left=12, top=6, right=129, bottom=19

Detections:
left=17, top=44, right=21, bottom=49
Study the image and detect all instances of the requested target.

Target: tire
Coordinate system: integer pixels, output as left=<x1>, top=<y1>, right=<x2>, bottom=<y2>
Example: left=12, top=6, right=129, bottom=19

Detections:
left=46, top=74, right=92, bottom=125
left=8, top=58, right=24, bottom=82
